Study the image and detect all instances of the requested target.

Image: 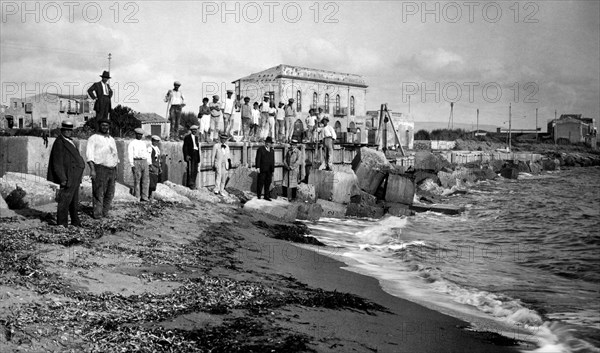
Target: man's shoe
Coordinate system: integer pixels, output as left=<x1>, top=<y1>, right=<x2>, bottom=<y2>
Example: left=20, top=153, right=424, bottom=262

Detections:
left=264, top=197, right=272, bottom=201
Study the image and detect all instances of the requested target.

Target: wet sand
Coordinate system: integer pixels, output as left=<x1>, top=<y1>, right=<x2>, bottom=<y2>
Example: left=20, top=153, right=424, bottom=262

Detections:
left=0, top=199, right=519, bottom=352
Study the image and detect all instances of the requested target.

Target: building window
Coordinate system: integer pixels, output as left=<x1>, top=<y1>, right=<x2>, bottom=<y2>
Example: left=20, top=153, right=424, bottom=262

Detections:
left=41, top=118, right=47, bottom=128
left=21, top=102, right=24, bottom=108
left=312, top=92, right=318, bottom=109
left=13, top=102, right=17, bottom=108
left=350, top=96, right=355, bottom=116
left=335, top=95, right=340, bottom=115
left=324, top=94, right=330, bottom=114
left=18, top=117, right=24, bottom=128
left=296, top=90, right=302, bottom=112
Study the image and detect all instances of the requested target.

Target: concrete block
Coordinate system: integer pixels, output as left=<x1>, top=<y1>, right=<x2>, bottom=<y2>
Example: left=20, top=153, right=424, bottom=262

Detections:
left=162, top=181, right=220, bottom=203
left=414, top=151, right=453, bottom=173
left=350, top=189, right=377, bottom=206
left=297, top=183, right=316, bottom=203
left=346, top=203, right=384, bottom=219
left=351, top=147, right=390, bottom=194
left=527, top=161, right=541, bottom=175
left=296, top=202, right=323, bottom=221
left=541, top=158, right=557, bottom=171
left=243, top=197, right=299, bottom=222
left=0, top=172, right=58, bottom=207
left=316, top=199, right=347, bottom=219
left=308, top=169, right=361, bottom=204
left=385, top=174, right=415, bottom=205
left=79, top=176, right=137, bottom=203
left=152, top=183, right=193, bottom=204
left=386, top=202, right=414, bottom=217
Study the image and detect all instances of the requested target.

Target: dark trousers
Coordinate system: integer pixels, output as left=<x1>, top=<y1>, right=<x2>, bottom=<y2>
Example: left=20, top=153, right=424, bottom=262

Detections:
left=187, top=160, right=199, bottom=189
left=92, top=165, right=116, bottom=219
left=257, top=172, right=273, bottom=198
left=96, top=97, right=111, bottom=120
left=169, top=105, right=183, bottom=136
left=281, top=186, right=297, bottom=200
left=56, top=183, right=81, bottom=226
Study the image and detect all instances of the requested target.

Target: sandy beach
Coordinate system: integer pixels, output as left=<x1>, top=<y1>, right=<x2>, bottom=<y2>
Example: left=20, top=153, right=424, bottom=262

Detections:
left=0, top=196, right=523, bottom=353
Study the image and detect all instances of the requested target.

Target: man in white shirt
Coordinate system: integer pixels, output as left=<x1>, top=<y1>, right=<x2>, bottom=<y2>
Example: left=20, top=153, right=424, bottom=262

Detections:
left=305, top=109, right=317, bottom=143
left=86, top=119, right=119, bottom=219
left=321, top=117, right=337, bottom=171
left=164, top=81, right=185, bottom=140
left=209, top=95, right=222, bottom=142
left=251, top=102, right=260, bottom=141
left=222, top=90, right=235, bottom=135
left=128, top=128, right=151, bottom=201
left=212, top=133, right=231, bottom=195
left=284, top=98, right=296, bottom=143
left=276, top=102, right=285, bottom=143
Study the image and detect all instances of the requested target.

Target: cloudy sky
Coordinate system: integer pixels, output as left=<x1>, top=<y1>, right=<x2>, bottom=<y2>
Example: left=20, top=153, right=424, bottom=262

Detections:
left=1, top=0, right=598, bottom=130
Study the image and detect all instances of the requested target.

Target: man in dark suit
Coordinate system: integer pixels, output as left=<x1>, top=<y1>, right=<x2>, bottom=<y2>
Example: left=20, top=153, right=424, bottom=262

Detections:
left=255, top=136, right=275, bottom=200
left=47, top=120, right=86, bottom=226
left=182, top=125, right=201, bottom=189
left=87, top=71, right=113, bottom=120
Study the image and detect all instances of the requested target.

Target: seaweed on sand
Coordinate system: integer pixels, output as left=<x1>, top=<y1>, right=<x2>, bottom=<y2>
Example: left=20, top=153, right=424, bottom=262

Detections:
left=253, top=220, right=324, bottom=246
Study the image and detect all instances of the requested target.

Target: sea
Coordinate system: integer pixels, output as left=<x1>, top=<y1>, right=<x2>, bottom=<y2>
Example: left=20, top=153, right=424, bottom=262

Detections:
left=304, top=166, right=600, bottom=353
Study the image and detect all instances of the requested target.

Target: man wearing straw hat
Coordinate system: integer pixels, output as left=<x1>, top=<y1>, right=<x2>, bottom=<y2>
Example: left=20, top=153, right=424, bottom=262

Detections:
left=183, top=125, right=201, bottom=189
left=128, top=128, right=151, bottom=201
left=47, top=120, right=85, bottom=226
left=87, top=71, right=113, bottom=121
left=212, top=133, right=231, bottom=195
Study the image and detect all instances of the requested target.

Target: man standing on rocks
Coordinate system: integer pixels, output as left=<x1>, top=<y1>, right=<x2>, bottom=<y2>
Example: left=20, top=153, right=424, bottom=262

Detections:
left=240, top=97, right=252, bottom=142
left=183, top=125, right=201, bottom=189
left=212, top=133, right=231, bottom=195
left=148, top=135, right=162, bottom=198
left=198, top=97, right=211, bottom=142
left=255, top=136, right=275, bottom=200
left=87, top=71, right=113, bottom=121
left=128, top=128, right=151, bottom=201
left=47, top=120, right=85, bottom=226
left=282, top=139, right=302, bottom=201
left=321, top=117, right=336, bottom=171
left=86, top=119, right=119, bottom=219
left=164, top=81, right=185, bottom=139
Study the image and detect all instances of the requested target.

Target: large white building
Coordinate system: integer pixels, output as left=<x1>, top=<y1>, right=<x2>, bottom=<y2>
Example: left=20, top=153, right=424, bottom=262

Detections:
left=232, top=64, right=369, bottom=141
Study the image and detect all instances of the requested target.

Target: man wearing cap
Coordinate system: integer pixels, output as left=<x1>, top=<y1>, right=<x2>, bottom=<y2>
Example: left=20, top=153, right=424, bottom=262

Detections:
left=276, top=102, right=286, bottom=143
left=255, top=136, right=275, bottom=200
left=86, top=119, right=119, bottom=219
left=209, top=95, right=222, bottom=142
left=148, top=135, right=162, bottom=198
left=47, top=120, right=85, bottom=226
left=128, top=128, right=151, bottom=201
left=222, top=90, right=235, bottom=135
left=183, top=125, right=201, bottom=189
left=284, top=98, right=296, bottom=143
left=87, top=71, right=113, bottom=121
left=282, top=139, right=302, bottom=201
left=164, top=81, right=185, bottom=139
left=321, top=117, right=337, bottom=171
left=212, top=133, right=231, bottom=195
left=198, top=97, right=211, bottom=142
left=240, top=97, right=252, bottom=142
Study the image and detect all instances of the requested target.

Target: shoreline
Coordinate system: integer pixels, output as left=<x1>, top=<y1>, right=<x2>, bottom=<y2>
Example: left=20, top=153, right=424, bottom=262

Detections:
left=0, top=197, right=521, bottom=352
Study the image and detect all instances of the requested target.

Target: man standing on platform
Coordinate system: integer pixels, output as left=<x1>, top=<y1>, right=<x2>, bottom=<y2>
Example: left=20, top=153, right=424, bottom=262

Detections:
left=321, top=117, right=337, bottom=171
left=212, top=133, right=231, bottom=195
left=164, top=81, right=185, bottom=139
left=86, top=119, right=119, bottom=219
left=128, top=128, right=151, bottom=201
left=198, top=97, right=211, bottom=142
left=47, top=120, right=85, bottom=226
left=282, top=139, right=302, bottom=201
left=240, top=97, right=252, bottom=142
left=148, top=135, right=162, bottom=198
left=222, top=90, right=235, bottom=135
left=255, top=136, right=275, bottom=200
left=209, top=95, right=222, bottom=141
left=182, top=125, right=201, bottom=189
left=284, top=98, right=296, bottom=143
left=87, top=71, right=113, bottom=121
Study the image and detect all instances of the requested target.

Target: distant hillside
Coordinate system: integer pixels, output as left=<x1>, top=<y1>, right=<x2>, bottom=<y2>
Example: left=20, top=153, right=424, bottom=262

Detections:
left=414, top=121, right=498, bottom=132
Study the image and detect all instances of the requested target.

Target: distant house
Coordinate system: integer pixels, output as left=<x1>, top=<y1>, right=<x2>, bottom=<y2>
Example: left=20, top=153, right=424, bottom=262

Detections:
left=232, top=64, right=368, bottom=142
left=0, top=93, right=95, bottom=130
left=134, top=112, right=170, bottom=139
left=548, top=114, right=597, bottom=146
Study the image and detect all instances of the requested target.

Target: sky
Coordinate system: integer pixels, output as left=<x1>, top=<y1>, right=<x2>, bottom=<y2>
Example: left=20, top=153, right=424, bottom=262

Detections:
left=1, top=0, right=599, bottom=130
